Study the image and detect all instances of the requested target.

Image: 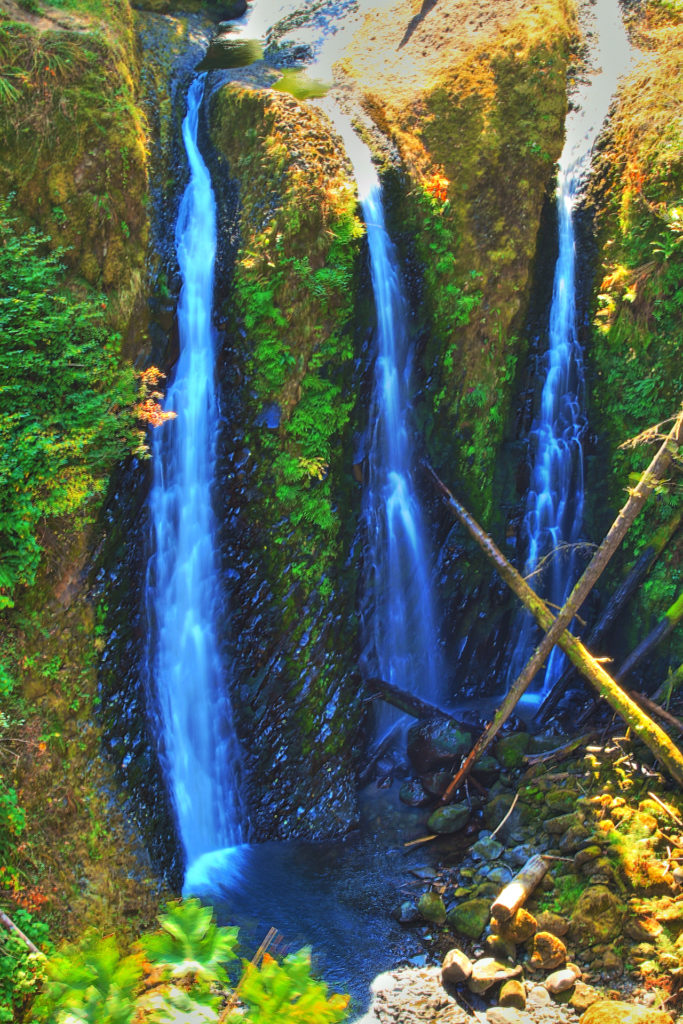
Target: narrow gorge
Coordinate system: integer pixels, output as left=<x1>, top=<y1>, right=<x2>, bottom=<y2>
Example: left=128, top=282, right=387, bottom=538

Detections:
left=0, top=0, right=682, bottom=1021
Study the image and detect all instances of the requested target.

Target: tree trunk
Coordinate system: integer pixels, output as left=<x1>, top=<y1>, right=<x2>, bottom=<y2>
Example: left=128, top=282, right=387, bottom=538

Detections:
left=363, top=676, right=454, bottom=722
left=427, top=469, right=683, bottom=792
left=0, top=909, right=41, bottom=955
left=618, top=590, right=683, bottom=683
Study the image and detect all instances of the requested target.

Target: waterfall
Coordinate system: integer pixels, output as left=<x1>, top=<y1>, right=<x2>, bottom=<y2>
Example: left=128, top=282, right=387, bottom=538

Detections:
left=146, top=77, right=244, bottom=877
left=324, top=104, right=443, bottom=732
left=509, top=0, right=634, bottom=698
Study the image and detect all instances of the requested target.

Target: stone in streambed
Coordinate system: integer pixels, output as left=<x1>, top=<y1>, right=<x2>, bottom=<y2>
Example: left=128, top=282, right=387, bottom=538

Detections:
left=486, top=1009, right=533, bottom=1024
left=494, top=732, right=531, bottom=769
left=427, top=802, right=470, bottom=834
left=579, top=1002, right=674, bottom=1024
left=499, top=978, right=526, bottom=1009
left=484, top=933, right=516, bottom=961
left=447, top=898, right=490, bottom=939
left=569, top=885, right=625, bottom=945
left=470, top=835, right=504, bottom=861
left=441, top=947, right=473, bottom=984
left=544, top=968, right=578, bottom=995
left=399, top=779, right=432, bottom=807
left=421, top=770, right=454, bottom=796
left=468, top=957, right=522, bottom=994
left=529, top=930, right=567, bottom=969
left=418, top=890, right=446, bottom=924
left=535, top=910, right=569, bottom=936
left=391, top=900, right=420, bottom=924
left=495, top=907, right=537, bottom=944
left=407, top=717, right=472, bottom=774
left=569, top=981, right=600, bottom=1013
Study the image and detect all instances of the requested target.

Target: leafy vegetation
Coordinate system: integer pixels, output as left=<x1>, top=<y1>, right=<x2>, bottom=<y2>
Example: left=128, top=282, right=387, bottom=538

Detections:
left=32, top=899, right=348, bottom=1024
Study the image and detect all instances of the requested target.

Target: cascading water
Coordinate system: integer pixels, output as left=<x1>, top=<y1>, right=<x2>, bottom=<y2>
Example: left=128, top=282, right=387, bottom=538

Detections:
left=324, top=104, right=443, bottom=732
left=508, top=0, right=634, bottom=698
left=146, top=76, right=244, bottom=879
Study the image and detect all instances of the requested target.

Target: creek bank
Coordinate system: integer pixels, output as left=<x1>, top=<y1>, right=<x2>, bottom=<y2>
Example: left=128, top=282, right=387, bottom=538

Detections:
left=355, top=718, right=683, bottom=1022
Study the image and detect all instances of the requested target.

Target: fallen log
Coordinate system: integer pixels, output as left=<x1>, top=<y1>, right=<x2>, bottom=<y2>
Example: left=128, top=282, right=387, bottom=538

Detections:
left=426, top=471, right=683, bottom=791
left=363, top=676, right=453, bottom=722
left=653, top=662, right=683, bottom=706
left=490, top=854, right=548, bottom=922
left=537, top=512, right=683, bottom=723
left=618, top=589, right=683, bottom=683
left=629, top=691, right=683, bottom=735
left=523, top=732, right=597, bottom=767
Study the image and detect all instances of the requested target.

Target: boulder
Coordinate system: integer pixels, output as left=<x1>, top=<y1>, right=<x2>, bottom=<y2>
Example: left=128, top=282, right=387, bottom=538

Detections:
left=579, top=1001, right=674, bottom=1024
left=427, top=802, right=470, bottom=835
left=495, top=907, right=537, bottom=944
left=569, top=981, right=601, bottom=1014
left=485, top=1005, right=533, bottom=1023
left=499, top=978, right=526, bottom=1009
left=407, top=718, right=472, bottom=773
left=544, top=788, right=580, bottom=815
left=441, top=947, right=473, bottom=984
left=421, top=770, right=454, bottom=796
left=399, top=779, right=432, bottom=807
left=391, top=900, right=420, bottom=924
left=468, top=957, right=522, bottom=994
left=529, top=931, right=567, bottom=969
left=569, top=885, right=625, bottom=945
left=494, top=732, right=531, bottom=770
left=544, top=968, right=577, bottom=995
left=447, top=898, right=490, bottom=939
left=535, top=910, right=569, bottom=937
left=484, top=933, right=516, bottom=961
left=470, top=836, right=504, bottom=862
left=418, top=891, right=446, bottom=924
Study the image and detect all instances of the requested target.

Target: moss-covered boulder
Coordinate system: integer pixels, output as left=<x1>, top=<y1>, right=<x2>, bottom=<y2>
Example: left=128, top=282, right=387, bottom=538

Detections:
left=407, top=717, right=472, bottom=773
left=447, top=898, right=491, bottom=939
left=427, top=802, right=471, bottom=835
left=494, top=732, right=531, bottom=770
left=418, top=891, right=447, bottom=924
left=569, top=885, right=626, bottom=945
left=579, top=1003, right=673, bottom=1024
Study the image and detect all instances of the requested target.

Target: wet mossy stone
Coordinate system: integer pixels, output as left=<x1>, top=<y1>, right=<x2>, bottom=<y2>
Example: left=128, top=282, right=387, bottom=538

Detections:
left=495, top=907, right=537, bottom=944
left=545, top=788, right=580, bottom=815
left=484, top=793, right=533, bottom=836
left=472, top=754, right=500, bottom=786
left=579, top=1002, right=674, bottom=1024
left=494, top=732, right=531, bottom=770
left=407, top=717, right=472, bottom=774
left=529, top=930, right=567, bottom=970
left=399, top=779, right=432, bottom=806
left=447, top=898, right=490, bottom=939
left=427, top=802, right=470, bottom=835
left=418, top=890, right=447, bottom=924
left=391, top=900, right=421, bottom=924
left=421, top=770, right=454, bottom=796
left=470, top=835, right=504, bottom=861
left=569, top=885, right=625, bottom=945
left=499, top=978, right=526, bottom=1009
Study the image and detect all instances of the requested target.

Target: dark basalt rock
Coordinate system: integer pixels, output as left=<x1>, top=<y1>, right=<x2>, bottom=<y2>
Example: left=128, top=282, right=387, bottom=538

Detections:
left=407, top=717, right=472, bottom=774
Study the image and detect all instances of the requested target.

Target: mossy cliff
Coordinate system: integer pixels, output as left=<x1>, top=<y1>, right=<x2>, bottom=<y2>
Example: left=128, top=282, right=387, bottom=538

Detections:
left=340, top=0, right=574, bottom=524
left=0, top=0, right=148, bottom=334
left=210, top=85, right=366, bottom=838
left=585, top=0, right=683, bottom=672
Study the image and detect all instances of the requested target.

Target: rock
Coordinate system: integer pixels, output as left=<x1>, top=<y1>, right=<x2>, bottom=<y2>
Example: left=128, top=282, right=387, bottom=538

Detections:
left=468, top=957, right=522, bottom=994
left=470, top=836, right=504, bottom=862
left=529, top=931, right=567, bottom=969
left=472, top=754, right=500, bottom=785
left=441, top=948, right=473, bottom=984
left=484, top=794, right=533, bottom=837
left=391, top=900, right=420, bottom=924
left=535, top=910, right=569, bottom=936
left=545, top=968, right=578, bottom=995
left=543, top=811, right=579, bottom=835
left=544, top=788, right=580, bottom=815
left=427, top=802, right=470, bottom=835
left=508, top=844, right=539, bottom=867
left=625, top=916, right=663, bottom=942
left=495, top=907, right=537, bottom=944
left=569, top=981, right=600, bottom=1013
left=581, top=856, right=618, bottom=885
left=527, top=985, right=552, bottom=1006
left=447, top=898, right=490, bottom=939
left=579, top=1001, right=674, bottom=1023
left=484, top=933, right=516, bottom=961
left=418, top=891, right=446, bottom=924
left=499, top=978, right=526, bottom=1009
left=479, top=864, right=513, bottom=887
left=570, top=885, right=625, bottom=945
left=559, top=824, right=591, bottom=854
left=574, top=845, right=603, bottom=869
left=421, top=771, right=454, bottom=796
left=407, top=718, right=472, bottom=774
left=494, top=732, right=531, bottom=770
left=399, top=779, right=432, bottom=806
left=197, top=33, right=263, bottom=71
left=486, top=1008, right=532, bottom=1023
left=601, top=949, right=623, bottom=975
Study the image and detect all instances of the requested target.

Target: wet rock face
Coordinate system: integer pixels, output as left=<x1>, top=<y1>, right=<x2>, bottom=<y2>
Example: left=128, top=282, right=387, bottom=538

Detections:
left=407, top=718, right=473, bottom=774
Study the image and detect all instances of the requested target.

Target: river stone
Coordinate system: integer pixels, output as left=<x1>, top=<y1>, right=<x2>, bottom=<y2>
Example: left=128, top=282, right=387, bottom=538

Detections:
left=427, top=802, right=470, bottom=834
left=484, top=933, right=516, bottom=961
left=559, top=823, right=591, bottom=854
left=479, top=863, right=513, bottom=887
left=447, top=898, right=490, bottom=939
left=578, top=1002, right=674, bottom=1024
left=569, top=885, right=625, bottom=945
left=441, top=948, right=473, bottom=984
left=421, top=770, right=454, bottom=796
left=499, top=978, right=526, bottom=1009
left=529, top=931, right=567, bottom=969
left=399, top=779, right=432, bottom=807
left=543, top=811, right=579, bottom=835
left=535, top=910, right=569, bottom=936
left=494, top=732, right=531, bottom=770
left=625, top=915, right=663, bottom=942
left=570, top=981, right=601, bottom=1013
left=575, top=845, right=602, bottom=869
left=472, top=754, right=500, bottom=785
left=545, top=968, right=578, bottom=994
left=468, top=957, right=522, bottom=994
left=484, top=794, right=533, bottom=837
left=418, top=891, right=446, bottom=924
left=495, top=907, right=537, bottom=944
left=508, top=843, right=539, bottom=867
left=545, top=788, right=580, bottom=815
left=485, top=1006, right=532, bottom=1023
left=391, top=900, right=420, bottom=924
left=407, top=717, right=472, bottom=774
left=470, top=836, right=504, bottom=862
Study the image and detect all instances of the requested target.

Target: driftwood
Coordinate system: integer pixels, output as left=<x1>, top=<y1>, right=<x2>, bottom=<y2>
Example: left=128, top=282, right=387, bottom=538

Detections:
left=490, top=855, right=548, bottom=922
left=537, top=512, right=682, bottom=723
left=523, top=732, right=598, bottom=767
left=363, top=676, right=453, bottom=722
left=0, top=908, right=41, bottom=955
left=426, top=470, right=683, bottom=791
